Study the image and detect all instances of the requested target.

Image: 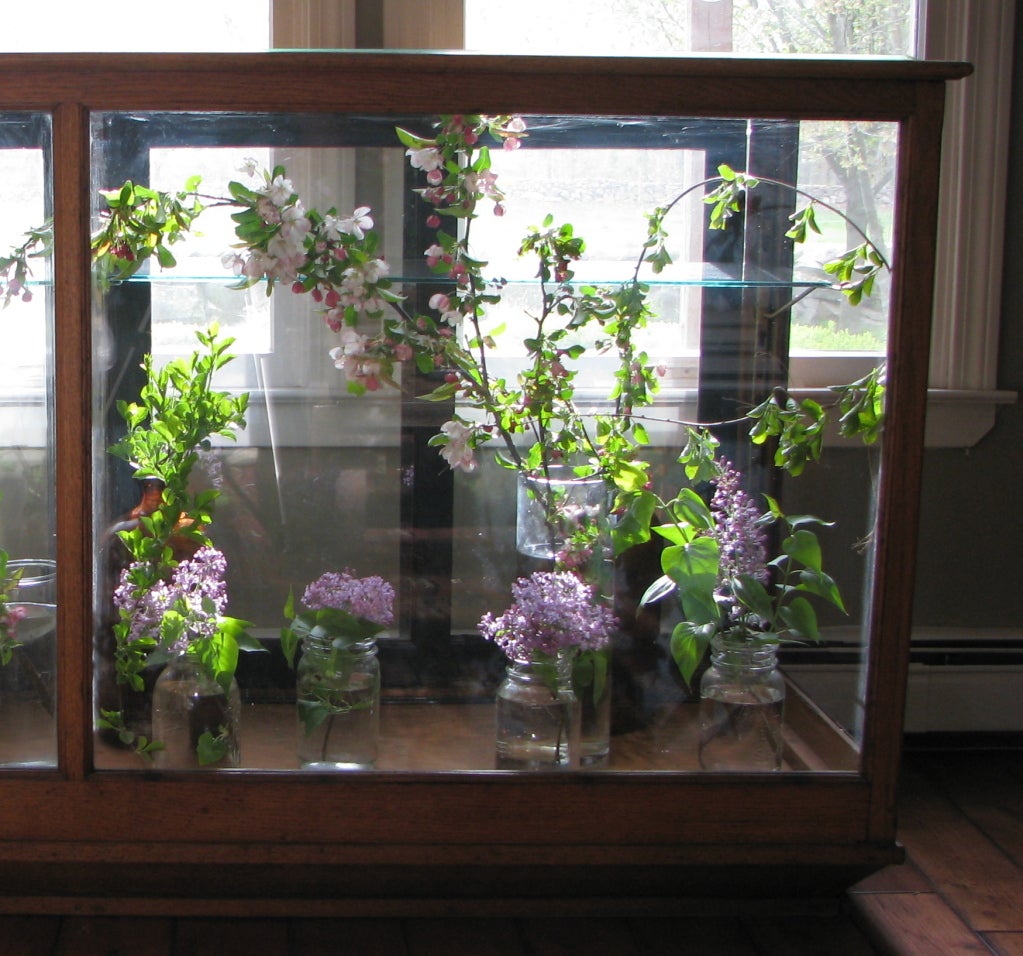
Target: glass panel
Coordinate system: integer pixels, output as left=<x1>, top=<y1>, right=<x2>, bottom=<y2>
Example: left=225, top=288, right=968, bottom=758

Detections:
left=0, top=113, right=56, bottom=769
left=90, top=111, right=890, bottom=774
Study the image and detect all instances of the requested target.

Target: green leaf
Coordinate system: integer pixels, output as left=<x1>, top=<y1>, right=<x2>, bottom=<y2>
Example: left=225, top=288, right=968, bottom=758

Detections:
left=639, top=573, right=677, bottom=607
left=297, top=699, right=333, bottom=735
left=783, top=529, right=823, bottom=572
left=662, top=538, right=720, bottom=625
left=651, top=523, right=691, bottom=547
left=196, top=731, right=229, bottom=766
left=796, top=568, right=846, bottom=613
left=732, top=574, right=774, bottom=621
left=777, top=597, right=821, bottom=643
left=612, top=460, right=649, bottom=494
left=611, top=490, right=656, bottom=555
left=670, top=622, right=713, bottom=686
left=671, top=487, right=714, bottom=532
left=155, top=244, right=176, bottom=269
left=394, top=126, right=430, bottom=150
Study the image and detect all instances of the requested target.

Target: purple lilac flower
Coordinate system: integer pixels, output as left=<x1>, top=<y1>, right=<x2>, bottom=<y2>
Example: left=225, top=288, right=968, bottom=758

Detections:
left=478, top=570, right=616, bottom=662
left=710, top=463, right=768, bottom=582
left=113, top=546, right=229, bottom=653
left=302, top=569, right=395, bottom=628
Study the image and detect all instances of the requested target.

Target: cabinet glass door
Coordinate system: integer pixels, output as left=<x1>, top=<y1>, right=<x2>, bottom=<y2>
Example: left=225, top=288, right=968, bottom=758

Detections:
left=89, top=109, right=891, bottom=774
left=0, top=112, right=55, bottom=769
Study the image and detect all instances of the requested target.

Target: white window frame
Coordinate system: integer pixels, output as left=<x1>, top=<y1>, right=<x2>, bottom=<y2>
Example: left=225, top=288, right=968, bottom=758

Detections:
left=272, top=0, right=1017, bottom=447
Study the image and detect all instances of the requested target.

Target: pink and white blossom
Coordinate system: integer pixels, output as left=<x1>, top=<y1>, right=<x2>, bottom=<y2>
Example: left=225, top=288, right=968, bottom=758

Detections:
left=264, top=174, right=295, bottom=206
left=406, top=146, right=444, bottom=172
left=438, top=419, right=477, bottom=472
left=336, top=206, right=374, bottom=240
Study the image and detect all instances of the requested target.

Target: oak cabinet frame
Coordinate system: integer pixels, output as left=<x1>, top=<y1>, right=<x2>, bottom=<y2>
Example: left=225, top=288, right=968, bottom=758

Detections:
left=0, top=52, right=969, bottom=912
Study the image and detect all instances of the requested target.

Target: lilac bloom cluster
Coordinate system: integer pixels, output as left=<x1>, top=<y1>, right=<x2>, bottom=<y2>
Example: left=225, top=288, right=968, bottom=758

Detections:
left=302, top=569, right=395, bottom=629
left=478, top=571, right=616, bottom=662
left=709, top=463, right=769, bottom=612
left=113, top=546, right=228, bottom=655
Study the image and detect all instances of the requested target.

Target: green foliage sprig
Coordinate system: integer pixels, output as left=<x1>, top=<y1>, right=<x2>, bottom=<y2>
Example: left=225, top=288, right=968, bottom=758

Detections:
left=109, top=325, right=249, bottom=566
left=91, top=177, right=206, bottom=285
left=107, top=326, right=252, bottom=695
left=637, top=456, right=846, bottom=685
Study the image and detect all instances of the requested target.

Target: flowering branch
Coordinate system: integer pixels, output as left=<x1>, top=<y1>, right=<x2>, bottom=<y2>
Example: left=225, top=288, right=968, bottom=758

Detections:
left=0, top=222, right=50, bottom=307
left=0, top=134, right=888, bottom=518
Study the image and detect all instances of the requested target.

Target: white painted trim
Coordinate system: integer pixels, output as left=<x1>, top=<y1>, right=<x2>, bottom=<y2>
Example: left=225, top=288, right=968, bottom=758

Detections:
left=921, top=0, right=1015, bottom=391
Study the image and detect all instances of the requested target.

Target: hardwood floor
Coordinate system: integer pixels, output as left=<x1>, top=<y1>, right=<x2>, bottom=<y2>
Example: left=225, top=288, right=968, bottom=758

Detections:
left=849, top=747, right=1023, bottom=955
left=0, top=748, right=1019, bottom=954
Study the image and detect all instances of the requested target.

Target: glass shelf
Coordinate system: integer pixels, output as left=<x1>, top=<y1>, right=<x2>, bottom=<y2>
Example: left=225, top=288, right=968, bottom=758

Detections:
left=111, top=262, right=835, bottom=290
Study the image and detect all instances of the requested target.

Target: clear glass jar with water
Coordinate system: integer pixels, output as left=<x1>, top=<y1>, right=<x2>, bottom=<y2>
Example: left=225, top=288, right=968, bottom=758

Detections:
left=151, top=654, right=241, bottom=769
left=295, top=634, right=380, bottom=770
left=495, top=654, right=581, bottom=770
left=698, top=634, right=786, bottom=771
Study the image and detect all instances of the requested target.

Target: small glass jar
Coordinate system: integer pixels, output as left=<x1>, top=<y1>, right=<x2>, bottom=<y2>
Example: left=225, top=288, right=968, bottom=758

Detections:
left=151, top=654, right=241, bottom=770
left=495, top=654, right=580, bottom=770
left=296, top=634, right=380, bottom=770
left=573, top=647, right=612, bottom=767
left=516, top=466, right=609, bottom=565
left=698, top=634, right=786, bottom=771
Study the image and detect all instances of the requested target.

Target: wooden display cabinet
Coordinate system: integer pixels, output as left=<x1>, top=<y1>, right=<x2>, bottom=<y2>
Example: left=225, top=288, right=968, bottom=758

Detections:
left=0, top=52, right=968, bottom=912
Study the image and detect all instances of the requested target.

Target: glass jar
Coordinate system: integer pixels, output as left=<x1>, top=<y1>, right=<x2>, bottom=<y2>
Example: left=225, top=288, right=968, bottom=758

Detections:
left=495, top=655, right=581, bottom=770
left=151, top=654, right=241, bottom=770
left=698, top=634, right=786, bottom=771
left=516, top=466, right=610, bottom=567
left=296, top=635, right=380, bottom=770
left=573, top=647, right=612, bottom=767
left=2, top=558, right=57, bottom=713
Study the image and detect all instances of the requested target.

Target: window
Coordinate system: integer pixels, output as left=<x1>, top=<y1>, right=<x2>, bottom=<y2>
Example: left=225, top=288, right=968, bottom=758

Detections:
left=0, top=2, right=269, bottom=51
left=270, top=0, right=1016, bottom=439
left=462, top=0, right=1017, bottom=441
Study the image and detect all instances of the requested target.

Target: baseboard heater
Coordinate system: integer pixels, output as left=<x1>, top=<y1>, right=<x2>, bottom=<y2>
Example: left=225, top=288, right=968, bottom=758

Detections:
left=781, top=628, right=1023, bottom=735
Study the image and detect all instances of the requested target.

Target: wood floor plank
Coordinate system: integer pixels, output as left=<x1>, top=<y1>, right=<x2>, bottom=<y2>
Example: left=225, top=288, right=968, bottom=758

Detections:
left=896, top=763, right=1023, bottom=933
left=982, top=936, right=1023, bottom=956
left=629, top=916, right=759, bottom=955
left=984, top=932, right=1023, bottom=956
left=173, top=918, right=290, bottom=956
left=0, top=915, right=60, bottom=955
left=912, top=752, right=1023, bottom=866
left=55, top=917, right=173, bottom=956
left=851, top=893, right=990, bottom=954
left=517, top=917, right=642, bottom=955
left=403, top=918, right=524, bottom=955
left=289, top=918, right=408, bottom=955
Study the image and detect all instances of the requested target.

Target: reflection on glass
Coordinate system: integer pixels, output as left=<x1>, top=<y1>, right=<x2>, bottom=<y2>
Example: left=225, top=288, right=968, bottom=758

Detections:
left=0, top=114, right=55, bottom=768
left=89, top=112, right=886, bottom=775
